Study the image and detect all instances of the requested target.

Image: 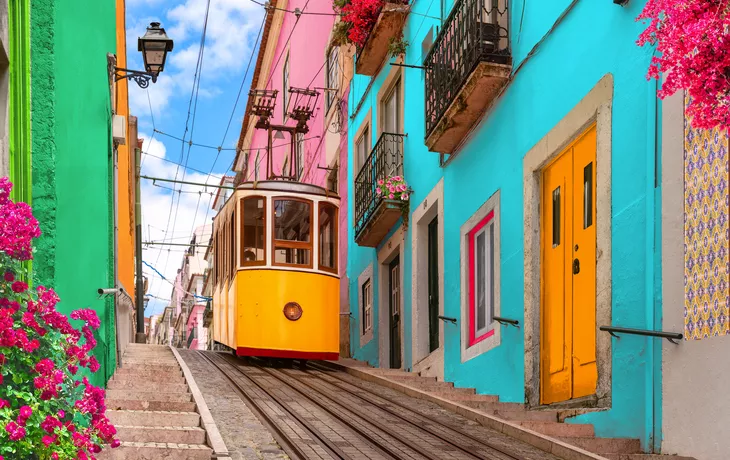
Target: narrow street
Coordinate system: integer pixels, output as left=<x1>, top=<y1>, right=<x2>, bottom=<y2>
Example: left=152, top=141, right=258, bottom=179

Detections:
left=179, top=351, right=562, bottom=460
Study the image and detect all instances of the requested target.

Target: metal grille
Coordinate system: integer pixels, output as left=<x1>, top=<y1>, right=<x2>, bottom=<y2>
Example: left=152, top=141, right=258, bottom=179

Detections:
left=354, top=133, right=405, bottom=237
left=424, top=0, right=510, bottom=139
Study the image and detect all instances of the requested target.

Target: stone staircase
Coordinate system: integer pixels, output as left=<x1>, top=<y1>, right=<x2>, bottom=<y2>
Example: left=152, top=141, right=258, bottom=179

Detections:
left=100, top=344, right=212, bottom=459
left=334, top=361, right=695, bottom=460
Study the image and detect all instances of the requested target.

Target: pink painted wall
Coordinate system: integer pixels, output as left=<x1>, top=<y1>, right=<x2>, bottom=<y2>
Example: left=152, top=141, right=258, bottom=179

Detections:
left=338, top=86, right=350, bottom=311
left=244, top=0, right=335, bottom=187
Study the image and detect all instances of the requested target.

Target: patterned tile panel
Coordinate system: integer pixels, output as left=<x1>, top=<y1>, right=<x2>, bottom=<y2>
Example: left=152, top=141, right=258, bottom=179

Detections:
left=684, top=94, right=730, bottom=340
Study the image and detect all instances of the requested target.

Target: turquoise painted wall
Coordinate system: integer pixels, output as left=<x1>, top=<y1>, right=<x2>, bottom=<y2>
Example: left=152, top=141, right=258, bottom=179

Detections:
left=31, top=0, right=118, bottom=387
left=347, top=0, right=662, bottom=450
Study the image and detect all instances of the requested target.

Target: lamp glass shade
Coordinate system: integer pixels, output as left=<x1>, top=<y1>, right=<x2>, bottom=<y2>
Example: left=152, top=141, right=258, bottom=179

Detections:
left=139, top=22, right=174, bottom=76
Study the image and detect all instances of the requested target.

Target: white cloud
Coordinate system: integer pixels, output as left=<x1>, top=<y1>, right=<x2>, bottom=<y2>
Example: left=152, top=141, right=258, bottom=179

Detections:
left=126, top=0, right=265, bottom=123
left=138, top=133, right=224, bottom=315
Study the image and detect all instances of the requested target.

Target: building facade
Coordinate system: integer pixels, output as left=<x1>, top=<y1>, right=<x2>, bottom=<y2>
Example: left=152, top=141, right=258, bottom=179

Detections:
left=660, top=89, right=730, bottom=459
left=0, top=0, right=138, bottom=387
left=344, top=0, right=671, bottom=455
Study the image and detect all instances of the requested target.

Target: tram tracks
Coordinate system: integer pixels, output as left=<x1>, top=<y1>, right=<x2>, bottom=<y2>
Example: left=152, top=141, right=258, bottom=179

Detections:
left=199, top=351, right=559, bottom=460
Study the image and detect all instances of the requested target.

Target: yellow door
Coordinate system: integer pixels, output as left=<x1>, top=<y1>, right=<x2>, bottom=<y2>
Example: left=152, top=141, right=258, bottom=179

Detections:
left=541, top=125, right=597, bottom=404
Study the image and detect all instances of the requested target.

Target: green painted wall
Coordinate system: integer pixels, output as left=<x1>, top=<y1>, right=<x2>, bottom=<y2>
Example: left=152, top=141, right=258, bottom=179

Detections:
left=31, top=0, right=117, bottom=386
left=9, top=0, right=32, bottom=207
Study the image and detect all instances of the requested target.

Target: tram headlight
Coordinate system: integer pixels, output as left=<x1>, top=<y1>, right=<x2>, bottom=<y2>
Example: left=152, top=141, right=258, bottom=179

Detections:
left=283, top=302, right=303, bottom=321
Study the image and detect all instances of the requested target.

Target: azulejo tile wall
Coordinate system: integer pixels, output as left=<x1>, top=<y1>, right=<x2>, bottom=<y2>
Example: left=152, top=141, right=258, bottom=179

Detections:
left=684, top=95, right=730, bottom=340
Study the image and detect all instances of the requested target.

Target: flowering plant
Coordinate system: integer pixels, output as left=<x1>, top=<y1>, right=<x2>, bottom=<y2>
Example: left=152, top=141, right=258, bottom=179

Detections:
left=0, top=177, right=119, bottom=459
left=334, top=0, right=408, bottom=51
left=376, top=175, right=410, bottom=201
left=637, top=1, right=730, bottom=129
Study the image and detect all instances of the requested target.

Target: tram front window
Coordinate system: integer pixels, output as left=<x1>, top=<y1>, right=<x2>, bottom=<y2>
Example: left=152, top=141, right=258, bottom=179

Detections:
left=242, top=197, right=266, bottom=265
left=273, top=199, right=312, bottom=267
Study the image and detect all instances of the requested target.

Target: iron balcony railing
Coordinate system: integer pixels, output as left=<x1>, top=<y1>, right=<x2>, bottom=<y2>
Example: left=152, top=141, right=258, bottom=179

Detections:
left=354, top=133, right=405, bottom=237
left=424, top=0, right=510, bottom=138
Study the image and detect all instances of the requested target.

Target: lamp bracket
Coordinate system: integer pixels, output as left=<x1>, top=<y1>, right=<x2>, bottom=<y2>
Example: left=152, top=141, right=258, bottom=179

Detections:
left=114, top=67, right=156, bottom=88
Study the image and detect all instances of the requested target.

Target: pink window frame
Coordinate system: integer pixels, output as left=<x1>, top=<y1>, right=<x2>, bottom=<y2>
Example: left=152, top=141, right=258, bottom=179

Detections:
left=468, top=210, right=495, bottom=347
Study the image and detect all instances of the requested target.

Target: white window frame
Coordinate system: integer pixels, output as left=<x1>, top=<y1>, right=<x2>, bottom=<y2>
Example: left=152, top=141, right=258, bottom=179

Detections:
left=283, top=52, right=290, bottom=121
left=472, top=220, right=495, bottom=339
left=358, top=263, right=374, bottom=347
left=325, top=46, right=339, bottom=112
left=355, top=126, right=369, bottom=173
left=460, top=190, right=501, bottom=363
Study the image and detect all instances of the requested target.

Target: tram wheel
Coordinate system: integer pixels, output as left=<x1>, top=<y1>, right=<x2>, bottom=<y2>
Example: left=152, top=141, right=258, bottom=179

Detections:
left=298, top=359, right=308, bottom=370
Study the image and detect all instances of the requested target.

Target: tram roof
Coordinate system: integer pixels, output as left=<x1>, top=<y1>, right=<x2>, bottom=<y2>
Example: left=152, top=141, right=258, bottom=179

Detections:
left=235, top=181, right=340, bottom=199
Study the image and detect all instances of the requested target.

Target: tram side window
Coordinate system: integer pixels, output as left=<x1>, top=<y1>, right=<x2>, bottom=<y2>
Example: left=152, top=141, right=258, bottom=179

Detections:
left=241, top=197, right=266, bottom=265
left=229, top=212, right=236, bottom=277
left=319, top=203, right=337, bottom=272
left=273, top=199, right=312, bottom=267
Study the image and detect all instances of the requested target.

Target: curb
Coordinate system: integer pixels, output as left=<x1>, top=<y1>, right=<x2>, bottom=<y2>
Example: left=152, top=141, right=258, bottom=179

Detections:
left=170, top=346, right=231, bottom=459
left=322, top=360, right=609, bottom=460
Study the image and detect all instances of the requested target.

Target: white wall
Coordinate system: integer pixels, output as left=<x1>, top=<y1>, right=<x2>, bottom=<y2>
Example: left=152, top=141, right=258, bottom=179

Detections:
left=661, top=90, right=730, bottom=460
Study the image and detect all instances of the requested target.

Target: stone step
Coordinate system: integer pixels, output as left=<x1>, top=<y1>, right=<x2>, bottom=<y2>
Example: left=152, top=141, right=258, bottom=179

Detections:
left=461, top=400, right=524, bottom=412
left=489, top=409, right=559, bottom=422
left=118, top=363, right=181, bottom=373
left=98, top=442, right=211, bottom=460
left=560, top=437, right=642, bottom=454
left=421, top=385, right=475, bottom=395
left=114, top=367, right=183, bottom=378
left=116, top=426, right=206, bottom=444
left=388, top=375, right=438, bottom=383
left=107, top=380, right=188, bottom=393
left=122, top=357, right=178, bottom=366
left=517, top=421, right=595, bottom=438
left=106, top=399, right=197, bottom=412
left=603, top=455, right=697, bottom=460
left=106, top=390, right=192, bottom=403
left=112, top=373, right=186, bottom=385
left=106, top=410, right=200, bottom=427
left=432, top=392, right=499, bottom=402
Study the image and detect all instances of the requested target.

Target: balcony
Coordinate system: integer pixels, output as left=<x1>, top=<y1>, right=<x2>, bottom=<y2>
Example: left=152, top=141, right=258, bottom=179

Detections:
left=354, top=133, right=405, bottom=247
left=424, top=0, right=511, bottom=154
left=355, top=2, right=409, bottom=76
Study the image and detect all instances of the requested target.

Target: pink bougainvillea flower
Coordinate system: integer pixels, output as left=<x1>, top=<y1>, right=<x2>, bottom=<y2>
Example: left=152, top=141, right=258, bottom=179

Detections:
left=0, top=177, right=117, bottom=457
left=389, top=193, right=395, bottom=199
left=11, top=281, right=28, bottom=293
left=637, top=0, right=730, bottom=129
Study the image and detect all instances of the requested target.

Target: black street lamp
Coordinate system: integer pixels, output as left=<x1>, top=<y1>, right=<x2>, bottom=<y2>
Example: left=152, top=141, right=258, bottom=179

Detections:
left=115, top=22, right=174, bottom=88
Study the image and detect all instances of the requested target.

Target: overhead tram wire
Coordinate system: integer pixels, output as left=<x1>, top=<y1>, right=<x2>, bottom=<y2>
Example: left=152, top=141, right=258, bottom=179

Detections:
left=140, top=89, right=159, bottom=169
left=153, top=0, right=212, bottom=303
left=192, top=14, right=266, bottom=241
left=264, top=0, right=311, bottom=90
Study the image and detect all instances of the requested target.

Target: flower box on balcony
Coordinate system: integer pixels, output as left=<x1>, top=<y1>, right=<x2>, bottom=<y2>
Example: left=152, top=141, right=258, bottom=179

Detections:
left=355, top=199, right=404, bottom=247
left=354, top=133, right=407, bottom=247
left=424, top=0, right=511, bottom=154
left=355, top=2, right=409, bottom=76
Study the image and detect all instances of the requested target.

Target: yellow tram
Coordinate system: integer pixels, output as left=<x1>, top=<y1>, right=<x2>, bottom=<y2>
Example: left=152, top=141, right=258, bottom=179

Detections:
left=211, top=181, right=340, bottom=360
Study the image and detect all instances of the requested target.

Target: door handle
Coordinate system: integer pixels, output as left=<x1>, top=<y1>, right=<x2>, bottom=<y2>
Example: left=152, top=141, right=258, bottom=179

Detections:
left=573, top=258, right=580, bottom=275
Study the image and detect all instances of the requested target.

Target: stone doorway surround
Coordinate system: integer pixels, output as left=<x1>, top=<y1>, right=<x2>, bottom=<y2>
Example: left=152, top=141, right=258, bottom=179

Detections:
left=378, top=226, right=406, bottom=369
left=411, top=179, right=445, bottom=380
left=523, top=74, right=613, bottom=409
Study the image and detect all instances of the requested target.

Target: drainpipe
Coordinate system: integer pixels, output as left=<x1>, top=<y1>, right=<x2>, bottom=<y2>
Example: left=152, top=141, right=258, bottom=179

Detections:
left=112, top=144, right=122, bottom=368
left=135, top=146, right=146, bottom=343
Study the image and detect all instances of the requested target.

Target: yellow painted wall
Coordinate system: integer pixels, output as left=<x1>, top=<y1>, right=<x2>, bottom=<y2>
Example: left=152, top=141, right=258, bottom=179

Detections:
left=116, top=0, right=135, bottom=300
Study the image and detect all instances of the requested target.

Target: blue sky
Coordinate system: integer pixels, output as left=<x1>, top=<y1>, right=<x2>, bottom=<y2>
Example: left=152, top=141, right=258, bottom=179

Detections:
left=126, top=0, right=265, bottom=316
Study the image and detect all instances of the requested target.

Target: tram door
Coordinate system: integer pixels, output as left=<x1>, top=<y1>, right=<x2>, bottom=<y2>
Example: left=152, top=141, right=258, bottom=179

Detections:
left=389, top=255, right=402, bottom=369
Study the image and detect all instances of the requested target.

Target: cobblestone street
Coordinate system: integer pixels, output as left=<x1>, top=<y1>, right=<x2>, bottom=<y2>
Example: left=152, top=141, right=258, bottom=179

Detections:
left=177, top=351, right=574, bottom=460
left=179, top=350, right=289, bottom=460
